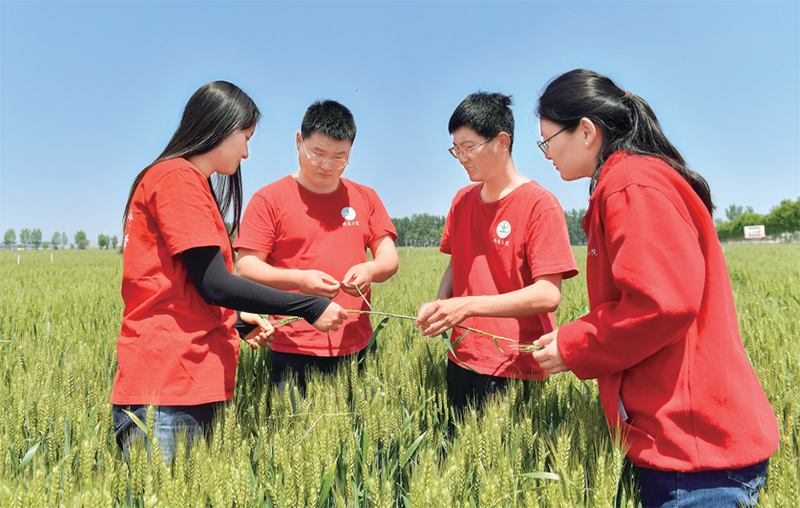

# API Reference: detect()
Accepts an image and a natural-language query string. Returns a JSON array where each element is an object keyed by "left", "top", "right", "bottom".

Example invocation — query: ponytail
[{"left": 538, "top": 70, "right": 714, "bottom": 214}]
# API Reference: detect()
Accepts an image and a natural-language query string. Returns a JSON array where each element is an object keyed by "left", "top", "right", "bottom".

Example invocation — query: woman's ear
[{"left": 580, "top": 117, "right": 601, "bottom": 148}]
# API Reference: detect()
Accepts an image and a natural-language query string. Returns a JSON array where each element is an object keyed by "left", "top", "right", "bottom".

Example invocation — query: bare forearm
[
  {"left": 236, "top": 255, "right": 304, "bottom": 291},
  {"left": 364, "top": 254, "right": 398, "bottom": 283},
  {"left": 366, "top": 235, "right": 399, "bottom": 283},
  {"left": 458, "top": 278, "right": 562, "bottom": 318}
]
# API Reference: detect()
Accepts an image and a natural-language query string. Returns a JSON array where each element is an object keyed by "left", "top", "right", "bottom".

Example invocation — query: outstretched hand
[
  {"left": 297, "top": 270, "right": 340, "bottom": 299},
  {"left": 312, "top": 302, "right": 349, "bottom": 332},
  {"left": 415, "top": 298, "right": 470, "bottom": 338},
  {"left": 532, "top": 329, "right": 569, "bottom": 374},
  {"left": 340, "top": 263, "right": 373, "bottom": 298},
  {"left": 239, "top": 312, "right": 274, "bottom": 350}
]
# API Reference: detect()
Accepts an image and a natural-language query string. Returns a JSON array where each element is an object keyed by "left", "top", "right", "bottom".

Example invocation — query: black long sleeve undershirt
[{"left": 180, "top": 246, "right": 330, "bottom": 336}]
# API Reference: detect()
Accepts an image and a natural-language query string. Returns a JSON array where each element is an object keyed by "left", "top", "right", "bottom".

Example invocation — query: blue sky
[{"left": 1, "top": 1, "right": 798, "bottom": 245}]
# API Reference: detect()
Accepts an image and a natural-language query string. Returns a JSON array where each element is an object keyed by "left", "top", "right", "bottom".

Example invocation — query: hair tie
[{"left": 623, "top": 91, "right": 632, "bottom": 99}]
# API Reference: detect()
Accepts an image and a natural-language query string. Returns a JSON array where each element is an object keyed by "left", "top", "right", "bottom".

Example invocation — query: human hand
[
  {"left": 311, "top": 302, "right": 349, "bottom": 332},
  {"left": 297, "top": 270, "right": 340, "bottom": 299},
  {"left": 340, "top": 263, "right": 373, "bottom": 297},
  {"left": 415, "top": 298, "right": 470, "bottom": 338},
  {"left": 239, "top": 312, "right": 274, "bottom": 350},
  {"left": 532, "top": 329, "right": 569, "bottom": 374}
]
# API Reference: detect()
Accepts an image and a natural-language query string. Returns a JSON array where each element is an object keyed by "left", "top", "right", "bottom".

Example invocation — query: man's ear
[{"left": 496, "top": 131, "right": 512, "bottom": 152}]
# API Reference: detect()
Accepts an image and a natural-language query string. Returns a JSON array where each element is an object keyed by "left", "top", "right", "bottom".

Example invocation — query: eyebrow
[{"left": 310, "top": 146, "right": 349, "bottom": 157}]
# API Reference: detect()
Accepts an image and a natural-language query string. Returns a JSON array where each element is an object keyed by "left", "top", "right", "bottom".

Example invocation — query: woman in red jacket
[
  {"left": 112, "top": 81, "right": 348, "bottom": 463},
  {"left": 532, "top": 69, "right": 778, "bottom": 507}
]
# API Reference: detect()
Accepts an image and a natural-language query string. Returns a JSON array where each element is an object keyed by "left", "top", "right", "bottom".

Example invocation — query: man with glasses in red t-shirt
[
  {"left": 416, "top": 92, "right": 578, "bottom": 412},
  {"left": 235, "top": 100, "right": 398, "bottom": 394}
]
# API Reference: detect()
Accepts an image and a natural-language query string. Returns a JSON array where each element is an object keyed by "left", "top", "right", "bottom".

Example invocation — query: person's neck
[
  {"left": 293, "top": 171, "right": 340, "bottom": 194},
  {"left": 479, "top": 158, "right": 528, "bottom": 203},
  {"left": 186, "top": 155, "right": 215, "bottom": 179}
]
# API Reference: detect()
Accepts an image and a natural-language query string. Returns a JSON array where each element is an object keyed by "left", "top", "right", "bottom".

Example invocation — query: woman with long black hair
[
  {"left": 532, "top": 69, "right": 778, "bottom": 507},
  {"left": 111, "top": 81, "right": 348, "bottom": 462}
]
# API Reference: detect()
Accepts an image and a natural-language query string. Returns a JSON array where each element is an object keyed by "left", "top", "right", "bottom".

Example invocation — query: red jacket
[{"left": 558, "top": 152, "right": 778, "bottom": 472}]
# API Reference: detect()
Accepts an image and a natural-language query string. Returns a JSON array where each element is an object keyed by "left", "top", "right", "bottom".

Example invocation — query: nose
[
  {"left": 544, "top": 151, "right": 552, "bottom": 161},
  {"left": 242, "top": 144, "right": 249, "bottom": 160}
]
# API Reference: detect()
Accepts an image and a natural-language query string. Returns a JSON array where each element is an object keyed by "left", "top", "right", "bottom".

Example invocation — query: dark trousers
[
  {"left": 272, "top": 342, "right": 375, "bottom": 392},
  {"left": 446, "top": 359, "right": 509, "bottom": 412}
]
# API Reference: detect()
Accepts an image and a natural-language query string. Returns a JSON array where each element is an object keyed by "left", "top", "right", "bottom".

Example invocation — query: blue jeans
[
  {"left": 112, "top": 402, "right": 222, "bottom": 463},
  {"left": 637, "top": 459, "right": 769, "bottom": 508}
]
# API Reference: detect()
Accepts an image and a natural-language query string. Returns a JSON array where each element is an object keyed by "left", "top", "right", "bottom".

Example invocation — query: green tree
[
  {"left": 19, "top": 228, "right": 31, "bottom": 249},
  {"left": 74, "top": 231, "right": 90, "bottom": 250},
  {"left": 61, "top": 232, "right": 68, "bottom": 248},
  {"left": 98, "top": 234, "right": 108, "bottom": 249},
  {"left": 724, "top": 204, "right": 754, "bottom": 222},
  {"left": 110, "top": 235, "right": 119, "bottom": 250},
  {"left": 391, "top": 214, "right": 446, "bottom": 247},
  {"left": 3, "top": 229, "right": 15, "bottom": 249},
  {"left": 767, "top": 198, "right": 800, "bottom": 235},
  {"left": 564, "top": 208, "right": 588, "bottom": 246},
  {"left": 51, "top": 231, "right": 61, "bottom": 249},
  {"left": 31, "top": 228, "right": 42, "bottom": 249}
]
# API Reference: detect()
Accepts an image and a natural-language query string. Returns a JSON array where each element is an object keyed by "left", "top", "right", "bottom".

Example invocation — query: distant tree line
[
  {"left": 716, "top": 198, "right": 800, "bottom": 240},
  {"left": 392, "top": 214, "right": 446, "bottom": 247},
  {"left": 2, "top": 229, "right": 118, "bottom": 250},
  {"left": 15, "top": 199, "right": 792, "bottom": 252},
  {"left": 391, "top": 210, "right": 590, "bottom": 247}
]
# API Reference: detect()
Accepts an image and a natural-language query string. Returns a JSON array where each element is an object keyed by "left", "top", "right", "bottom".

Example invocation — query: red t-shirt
[
  {"left": 441, "top": 181, "right": 578, "bottom": 379},
  {"left": 558, "top": 152, "right": 778, "bottom": 471},
  {"left": 234, "top": 176, "right": 397, "bottom": 356},
  {"left": 111, "top": 158, "right": 240, "bottom": 406}
]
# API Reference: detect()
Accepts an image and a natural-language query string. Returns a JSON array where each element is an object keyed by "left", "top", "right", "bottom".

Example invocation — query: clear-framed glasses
[
  {"left": 448, "top": 136, "right": 495, "bottom": 160},
  {"left": 537, "top": 125, "right": 570, "bottom": 156},
  {"left": 302, "top": 140, "right": 349, "bottom": 170}
]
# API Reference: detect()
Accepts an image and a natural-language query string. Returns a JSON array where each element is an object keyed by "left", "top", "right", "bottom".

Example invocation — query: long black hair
[
  {"left": 537, "top": 69, "right": 714, "bottom": 213},
  {"left": 123, "top": 81, "right": 261, "bottom": 240}
]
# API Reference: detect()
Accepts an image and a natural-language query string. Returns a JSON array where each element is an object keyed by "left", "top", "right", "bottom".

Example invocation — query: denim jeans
[
  {"left": 112, "top": 402, "right": 222, "bottom": 463},
  {"left": 637, "top": 459, "right": 769, "bottom": 508}
]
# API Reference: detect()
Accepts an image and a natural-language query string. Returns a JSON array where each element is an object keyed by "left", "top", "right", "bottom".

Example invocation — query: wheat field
[{"left": 0, "top": 244, "right": 797, "bottom": 507}]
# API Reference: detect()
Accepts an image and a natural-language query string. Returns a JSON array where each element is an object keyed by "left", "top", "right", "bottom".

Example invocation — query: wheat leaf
[
  {"left": 401, "top": 430, "right": 428, "bottom": 466},
  {"left": 123, "top": 409, "right": 148, "bottom": 437},
  {"left": 18, "top": 442, "right": 40, "bottom": 469}
]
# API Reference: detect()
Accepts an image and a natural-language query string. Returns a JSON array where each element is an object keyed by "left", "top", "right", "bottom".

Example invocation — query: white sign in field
[{"left": 744, "top": 225, "right": 766, "bottom": 239}]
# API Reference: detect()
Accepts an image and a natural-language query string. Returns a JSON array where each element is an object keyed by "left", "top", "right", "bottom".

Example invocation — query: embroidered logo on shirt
[
  {"left": 341, "top": 207, "right": 356, "bottom": 220},
  {"left": 587, "top": 226, "right": 597, "bottom": 256},
  {"left": 496, "top": 220, "right": 511, "bottom": 239}
]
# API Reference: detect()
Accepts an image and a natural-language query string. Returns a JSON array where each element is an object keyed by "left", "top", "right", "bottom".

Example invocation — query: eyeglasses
[
  {"left": 448, "top": 137, "right": 494, "bottom": 160},
  {"left": 302, "top": 140, "right": 349, "bottom": 170},
  {"left": 537, "top": 125, "right": 570, "bottom": 156}
]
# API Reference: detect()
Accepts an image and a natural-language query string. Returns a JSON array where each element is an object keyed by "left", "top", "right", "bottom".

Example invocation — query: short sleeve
[
  {"left": 440, "top": 189, "right": 465, "bottom": 255},
  {"left": 367, "top": 189, "right": 398, "bottom": 244},
  {"left": 525, "top": 205, "right": 579, "bottom": 280},
  {"left": 148, "top": 168, "right": 227, "bottom": 256},
  {"left": 234, "top": 191, "right": 277, "bottom": 253}
]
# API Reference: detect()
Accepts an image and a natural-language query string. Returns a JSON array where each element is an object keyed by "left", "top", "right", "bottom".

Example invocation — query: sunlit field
[{"left": 0, "top": 245, "right": 797, "bottom": 507}]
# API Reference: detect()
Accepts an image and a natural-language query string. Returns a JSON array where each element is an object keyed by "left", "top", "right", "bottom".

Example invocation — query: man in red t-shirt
[
  {"left": 416, "top": 92, "right": 578, "bottom": 411},
  {"left": 235, "top": 100, "right": 398, "bottom": 391}
]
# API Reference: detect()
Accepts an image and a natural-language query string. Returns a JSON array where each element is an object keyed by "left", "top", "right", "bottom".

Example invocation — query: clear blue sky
[{"left": 1, "top": 1, "right": 798, "bottom": 245}]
